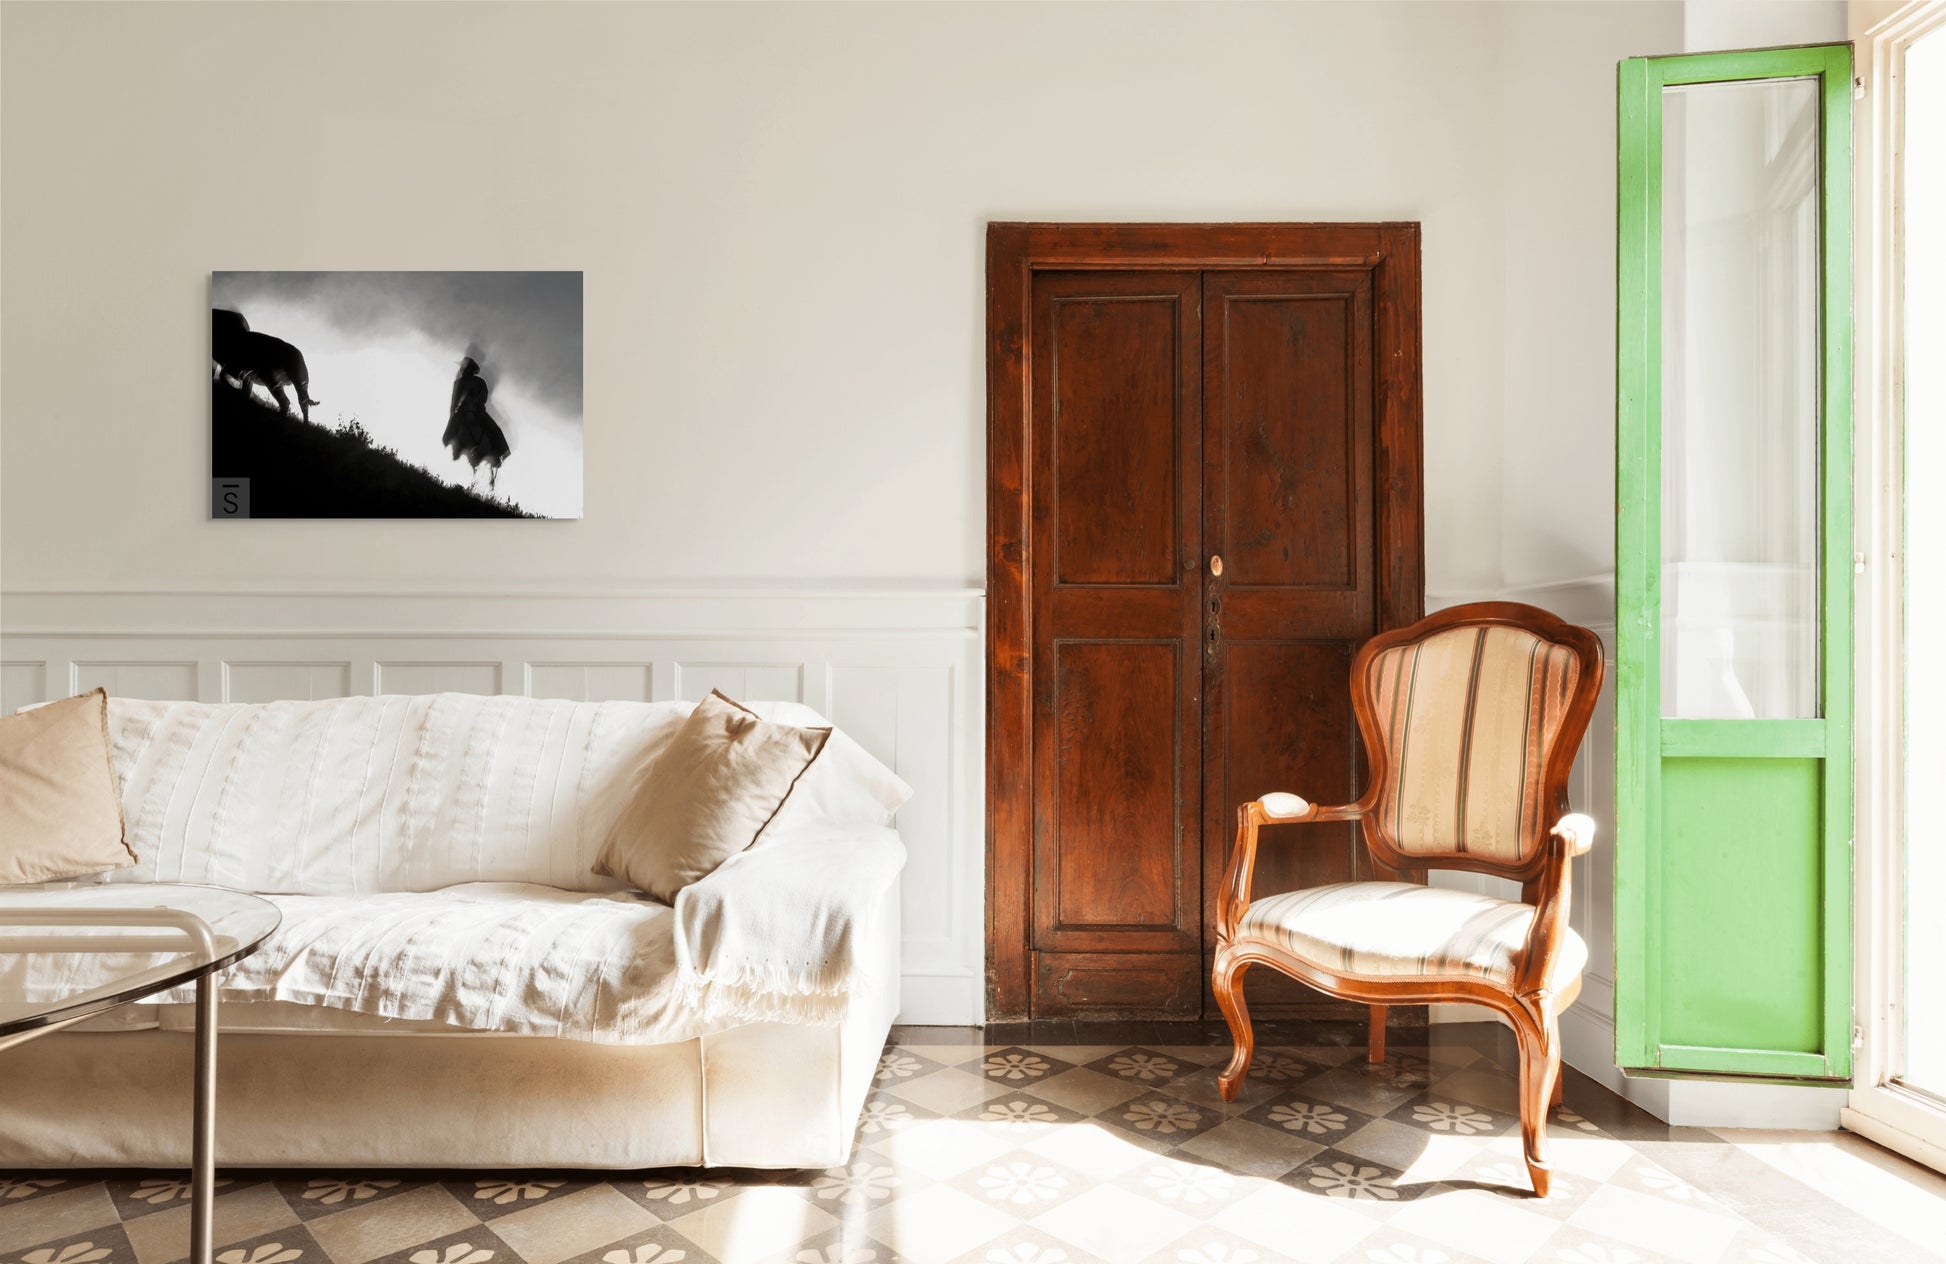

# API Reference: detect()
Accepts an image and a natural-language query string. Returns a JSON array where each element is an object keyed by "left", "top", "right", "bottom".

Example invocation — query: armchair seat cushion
[{"left": 1236, "top": 882, "right": 1586, "bottom": 990}]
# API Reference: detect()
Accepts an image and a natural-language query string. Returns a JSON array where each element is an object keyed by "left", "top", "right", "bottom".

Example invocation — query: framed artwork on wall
[{"left": 210, "top": 271, "right": 583, "bottom": 519}]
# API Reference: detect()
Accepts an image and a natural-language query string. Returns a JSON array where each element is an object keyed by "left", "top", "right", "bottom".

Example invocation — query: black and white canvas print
[{"left": 211, "top": 271, "right": 582, "bottom": 519}]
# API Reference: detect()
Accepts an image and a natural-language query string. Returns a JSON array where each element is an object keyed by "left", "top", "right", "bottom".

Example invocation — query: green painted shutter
[{"left": 1615, "top": 45, "right": 1854, "bottom": 1082}]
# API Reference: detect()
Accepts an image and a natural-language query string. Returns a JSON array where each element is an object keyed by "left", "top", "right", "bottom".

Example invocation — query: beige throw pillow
[
  {"left": 594, "top": 689, "right": 830, "bottom": 902},
  {"left": 0, "top": 688, "right": 135, "bottom": 884}
]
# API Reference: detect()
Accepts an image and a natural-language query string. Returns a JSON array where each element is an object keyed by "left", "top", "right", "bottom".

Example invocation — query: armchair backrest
[{"left": 1353, "top": 602, "right": 1604, "bottom": 880}]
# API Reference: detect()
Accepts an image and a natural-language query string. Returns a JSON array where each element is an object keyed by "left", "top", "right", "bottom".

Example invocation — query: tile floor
[{"left": 3, "top": 1023, "right": 1942, "bottom": 1264}]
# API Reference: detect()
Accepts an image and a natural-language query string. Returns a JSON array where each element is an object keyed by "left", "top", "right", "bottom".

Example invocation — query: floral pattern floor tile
[{"left": 4, "top": 1027, "right": 1941, "bottom": 1264}]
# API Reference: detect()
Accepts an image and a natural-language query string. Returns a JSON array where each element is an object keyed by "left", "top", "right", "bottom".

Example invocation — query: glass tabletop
[{"left": 0, "top": 883, "right": 281, "bottom": 1038}]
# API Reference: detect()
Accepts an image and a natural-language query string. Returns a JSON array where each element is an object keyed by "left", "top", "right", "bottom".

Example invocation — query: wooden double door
[{"left": 987, "top": 224, "right": 1424, "bottom": 1021}]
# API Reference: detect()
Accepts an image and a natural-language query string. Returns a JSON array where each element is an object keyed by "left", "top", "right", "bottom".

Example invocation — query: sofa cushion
[
  {"left": 0, "top": 689, "right": 135, "bottom": 884},
  {"left": 594, "top": 691, "right": 829, "bottom": 902}
]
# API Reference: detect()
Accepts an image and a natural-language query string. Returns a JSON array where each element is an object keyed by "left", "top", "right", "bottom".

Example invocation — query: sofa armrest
[{"left": 671, "top": 826, "right": 906, "bottom": 1026}]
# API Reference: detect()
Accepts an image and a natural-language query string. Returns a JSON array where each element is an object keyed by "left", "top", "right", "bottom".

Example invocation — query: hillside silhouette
[{"left": 213, "top": 380, "right": 534, "bottom": 518}]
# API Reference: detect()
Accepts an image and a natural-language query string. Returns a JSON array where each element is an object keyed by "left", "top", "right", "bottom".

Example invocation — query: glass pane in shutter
[{"left": 1659, "top": 77, "right": 1822, "bottom": 719}]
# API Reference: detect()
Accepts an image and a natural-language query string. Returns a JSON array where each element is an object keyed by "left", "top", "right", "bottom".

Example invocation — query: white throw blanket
[
  {"left": 169, "top": 883, "right": 693, "bottom": 1042},
  {"left": 675, "top": 825, "right": 905, "bottom": 1027},
  {"left": 6, "top": 693, "right": 911, "bottom": 1041}
]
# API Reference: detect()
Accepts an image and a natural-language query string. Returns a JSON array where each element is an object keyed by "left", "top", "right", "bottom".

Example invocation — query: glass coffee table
[{"left": 0, "top": 884, "right": 280, "bottom": 1264}]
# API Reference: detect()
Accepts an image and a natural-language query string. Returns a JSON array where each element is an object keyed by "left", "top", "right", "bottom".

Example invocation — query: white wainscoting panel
[
  {"left": 376, "top": 661, "right": 505, "bottom": 697},
  {"left": 73, "top": 660, "right": 202, "bottom": 701},
  {"left": 1, "top": 584, "right": 987, "bottom": 1024},
  {"left": 526, "top": 662, "right": 656, "bottom": 703},
  {"left": 675, "top": 662, "right": 804, "bottom": 705},
  {"left": 1, "top": 661, "right": 46, "bottom": 715},
  {"left": 226, "top": 661, "right": 355, "bottom": 703}
]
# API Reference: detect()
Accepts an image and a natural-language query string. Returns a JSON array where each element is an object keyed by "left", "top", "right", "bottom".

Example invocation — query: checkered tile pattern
[{"left": 1, "top": 1026, "right": 1938, "bottom": 1264}]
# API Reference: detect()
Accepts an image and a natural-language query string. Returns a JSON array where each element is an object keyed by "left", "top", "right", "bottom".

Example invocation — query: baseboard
[
  {"left": 899, "top": 972, "right": 983, "bottom": 1025},
  {"left": 1428, "top": 1002, "right": 1497, "bottom": 1026},
  {"left": 1648, "top": 1079, "right": 1847, "bottom": 1130},
  {"left": 1559, "top": 1000, "right": 1627, "bottom": 1094}
]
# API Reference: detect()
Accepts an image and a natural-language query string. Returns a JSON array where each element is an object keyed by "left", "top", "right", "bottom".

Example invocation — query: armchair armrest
[
  {"left": 1259, "top": 792, "right": 1312, "bottom": 820},
  {"left": 1551, "top": 813, "right": 1596, "bottom": 857},
  {"left": 1515, "top": 813, "right": 1597, "bottom": 995},
  {"left": 1219, "top": 794, "right": 1366, "bottom": 940}
]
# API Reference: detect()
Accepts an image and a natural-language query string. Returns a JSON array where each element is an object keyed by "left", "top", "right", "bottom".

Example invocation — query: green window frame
[{"left": 1615, "top": 44, "right": 1854, "bottom": 1082}]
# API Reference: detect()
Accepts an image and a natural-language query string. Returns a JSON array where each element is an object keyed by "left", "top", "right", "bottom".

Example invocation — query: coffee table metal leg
[{"left": 191, "top": 973, "right": 217, "bottom": 1264}]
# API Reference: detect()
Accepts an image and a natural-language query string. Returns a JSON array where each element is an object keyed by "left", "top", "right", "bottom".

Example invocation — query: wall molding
[
  {"left": 1428, "top": 573, "right": 1616, "bottom": 627},
  {"left": 1, "top": 584, "right": 984, "bottom": 640},
  {"left": 1, "top": 584, "right": 987, "bottom": 1026}
]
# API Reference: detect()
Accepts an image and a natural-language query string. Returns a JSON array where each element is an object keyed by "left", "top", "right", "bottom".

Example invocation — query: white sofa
[{"left": 0, "top": 692, "right": 907, "bottom": 1170}]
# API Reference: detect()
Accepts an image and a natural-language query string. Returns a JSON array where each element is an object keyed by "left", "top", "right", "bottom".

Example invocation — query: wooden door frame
[{"left": 985, "top": 222, "right": 1426, "bottom": 1020}]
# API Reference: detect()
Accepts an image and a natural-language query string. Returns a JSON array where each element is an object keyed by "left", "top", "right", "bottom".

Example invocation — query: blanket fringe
[{"left": 674, "top": 963, "right": 858, "bottom": 1027}]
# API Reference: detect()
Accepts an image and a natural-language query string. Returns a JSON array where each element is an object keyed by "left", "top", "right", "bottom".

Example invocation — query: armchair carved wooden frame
[{"left": 1213, "top": 601, "right": 1605, "bottom": 1197}]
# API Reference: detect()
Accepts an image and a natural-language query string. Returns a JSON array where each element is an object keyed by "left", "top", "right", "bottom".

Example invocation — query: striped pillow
[{"left": 1365, "top": 625, "right": 1580, "bottom": 864}]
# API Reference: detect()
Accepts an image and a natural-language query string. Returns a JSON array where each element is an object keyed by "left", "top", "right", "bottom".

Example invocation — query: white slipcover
[{"left": 0, "top": 692, "right": 909, "bottom": 1168}]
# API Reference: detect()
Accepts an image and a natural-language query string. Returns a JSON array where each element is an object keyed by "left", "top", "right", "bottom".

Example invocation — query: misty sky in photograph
[{"left": 212, "top": 271, "right": 583, "bottom": 518}]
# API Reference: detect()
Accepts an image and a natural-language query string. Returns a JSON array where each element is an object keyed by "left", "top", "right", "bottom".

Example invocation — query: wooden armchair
[{"left": 1213, "top": 601, "right": 1604, "bottom": 1197}]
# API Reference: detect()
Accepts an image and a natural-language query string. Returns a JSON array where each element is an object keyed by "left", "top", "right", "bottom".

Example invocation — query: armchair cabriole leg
[
  {"left": 1213, "top": 948, "right": 1253, "bottom": 1102},
  {"left": 1512, "top": 1005, "right": 1561, "bottom": 1198},
  {"left": 1367, "top": 1004, "right": 1388, "bottom": 1064}
]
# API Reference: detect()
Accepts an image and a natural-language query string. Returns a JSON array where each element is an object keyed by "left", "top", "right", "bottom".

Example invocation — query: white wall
[
  {"left": 2, "top": 3, "right": 1687, "bottom": 1030},
  {"left": 1684, "top": 0, "right": 1846, "bottom": 50},
  {"left": 1500, "top": 4, "right": 1655, "bottom": 589},
  {"left": 0, "top": 0, "right": 1683, "bottom": 597}
]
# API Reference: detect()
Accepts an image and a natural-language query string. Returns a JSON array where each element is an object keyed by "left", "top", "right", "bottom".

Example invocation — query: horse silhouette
[{"left": 213, "top": 308, "right": 320, "bottom": 424}]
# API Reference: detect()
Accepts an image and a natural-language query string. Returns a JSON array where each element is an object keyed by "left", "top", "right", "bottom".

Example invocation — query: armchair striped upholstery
[{"left": 1366, "top": 624, "right": 1585, "bottom": 866}]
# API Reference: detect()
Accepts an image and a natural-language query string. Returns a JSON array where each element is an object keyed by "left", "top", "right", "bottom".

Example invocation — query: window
[
  {"left": 1847, "top": 0, "right": 1946, "bottom": 1173},
  {"left": 1903, "top": 19, "right": 1946, "bottom": 1107}
]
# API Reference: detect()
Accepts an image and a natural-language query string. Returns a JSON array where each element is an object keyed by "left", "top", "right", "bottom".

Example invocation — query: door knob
[{"left": 1209, "top": 555, "right": 1224, "bottom": 577}]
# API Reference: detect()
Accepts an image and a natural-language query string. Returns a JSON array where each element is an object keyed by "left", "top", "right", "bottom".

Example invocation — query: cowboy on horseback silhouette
[{"left": 443, "top": 355, "right": 511, "bottom": 494}]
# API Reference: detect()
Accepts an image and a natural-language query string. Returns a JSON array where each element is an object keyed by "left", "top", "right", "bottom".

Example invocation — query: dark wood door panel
[
  {"left": 1048, "top": 291, "right": 1185, "bottom": 587},
  {"left": 1029, "top": 269, "right": 1203, "bottom": 983},
  {"left": 1204, "top": 269, "right": 1376, "bottom": 617},
  {"left": 1036, "top": 639, "right": 1197, "bottom": 953},
  {"left": 1035, "top": 950, "right": 1201, "bottom": 1019},
  {"left": 1034, "top": 271, "right": 1201, "bottom": 595},
  {"left": 1207, "top": 272, "right": 1373, "bottom": 593}
]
